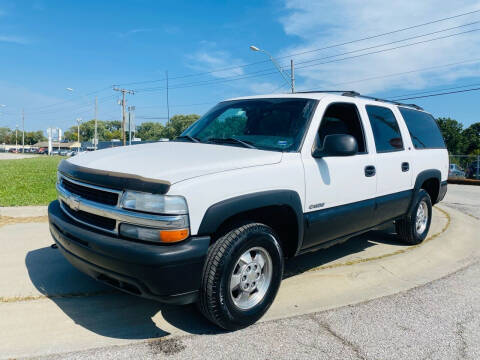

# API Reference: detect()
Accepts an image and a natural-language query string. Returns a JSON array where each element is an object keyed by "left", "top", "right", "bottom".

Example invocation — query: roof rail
[
  {"left": 295, "top": 90, "right": 423, "bottom": 110},
  {"left": 296, "top": 90, "right": 360, "bottom": 97}
]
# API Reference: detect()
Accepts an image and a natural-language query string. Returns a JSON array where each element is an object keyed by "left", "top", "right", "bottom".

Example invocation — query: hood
[{"left": 67, "top": 141, "right": 283, "bottom": 184}]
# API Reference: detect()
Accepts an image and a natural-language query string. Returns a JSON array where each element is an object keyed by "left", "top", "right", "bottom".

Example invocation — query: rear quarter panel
[{"left": 411, "top": 148, "right": 449, "bottom": 182}]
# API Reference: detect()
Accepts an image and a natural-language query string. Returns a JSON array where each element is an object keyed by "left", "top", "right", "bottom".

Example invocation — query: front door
[{"left": 301, "top": 101, "right": 377, "bottom": 250}]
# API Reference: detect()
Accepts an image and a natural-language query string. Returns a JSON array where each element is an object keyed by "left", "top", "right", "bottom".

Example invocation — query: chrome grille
[
  {"left": 61, "top": 177, "right": 119, "bottom": 206},
  {"left": 61, "top": 201, "right": 116, "bottom": 231}
]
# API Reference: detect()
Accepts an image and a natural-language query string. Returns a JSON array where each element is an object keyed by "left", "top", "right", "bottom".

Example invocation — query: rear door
[
  {"left": 301, "top": 100, "right": 377, "bottom": 250},
  {"left": 362, "top": 104, "right": 413, "bottom": 224}
]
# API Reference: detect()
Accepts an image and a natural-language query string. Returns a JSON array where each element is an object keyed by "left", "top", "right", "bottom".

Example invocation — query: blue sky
[{"left": 1, "top": 0, "right": 480, "bottom": 133}]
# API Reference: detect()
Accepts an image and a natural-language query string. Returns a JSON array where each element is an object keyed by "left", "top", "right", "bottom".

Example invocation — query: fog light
[{"left": 119, "top": 223, "right": 189, "bottom": 244}]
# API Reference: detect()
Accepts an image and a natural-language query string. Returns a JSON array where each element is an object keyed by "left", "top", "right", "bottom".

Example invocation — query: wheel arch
[
  {"left": 197, "top": 190, "right": 304, "bottom": 258},
  {"left": 411, "top": 169, "right": 441, "bottom": 208}
]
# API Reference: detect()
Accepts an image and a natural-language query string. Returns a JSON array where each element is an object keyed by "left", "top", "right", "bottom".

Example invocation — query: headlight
[{"left": 120, "top": 191, "right": 188, "bottom": 215}]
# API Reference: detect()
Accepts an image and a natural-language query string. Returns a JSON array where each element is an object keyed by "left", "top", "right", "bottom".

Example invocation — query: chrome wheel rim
[
  {"left": 229, "top": 246, "right": 273, "bottom": 310},
  {"left": 415, "top": 200, "right": 428, "bottom": 235}
]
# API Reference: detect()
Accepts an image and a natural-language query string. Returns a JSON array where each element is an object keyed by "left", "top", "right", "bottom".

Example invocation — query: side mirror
[{"left": 312, "top": 134, "right": 358, "bottom": 158}]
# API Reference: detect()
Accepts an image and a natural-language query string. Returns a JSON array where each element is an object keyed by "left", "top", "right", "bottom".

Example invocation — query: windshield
[{"left": 180, "top": 98, "right": 317, "bottom": 152}]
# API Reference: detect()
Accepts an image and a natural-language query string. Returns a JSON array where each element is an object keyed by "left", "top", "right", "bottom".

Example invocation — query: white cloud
[
  {"left": 185, "top": 42, "right": 289, "bottom": 96},
  {"left": 0, "top": 35, "right": 29, "bottom": 44},
  {"left": 186, "top": 42, "right": 245, "bottom": 79},
  {"left": 278, "top": 0, "right": 480, "bottom": 94},
  {"left": 114, "top": 28, "right": 154, "bottom": 38}
]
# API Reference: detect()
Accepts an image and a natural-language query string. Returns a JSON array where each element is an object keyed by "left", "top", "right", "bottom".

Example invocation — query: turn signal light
[
  {"left": 119, "top": 223, "right": 189, "bottom": 244},
  {"left": 159, "top": 229, "right": 190, "bottom": 243}
]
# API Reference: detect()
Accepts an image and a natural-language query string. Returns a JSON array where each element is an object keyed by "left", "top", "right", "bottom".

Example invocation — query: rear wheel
[
  {"left": 396, "top": 189, "right": 432, "bottom": 245},
  {"left": 199, "top": 223, "right": 284, "bottom": 330}
]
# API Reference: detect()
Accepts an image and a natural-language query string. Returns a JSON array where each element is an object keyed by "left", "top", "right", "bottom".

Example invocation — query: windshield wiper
[
  {"left": 206, "top": 137, "right": 257, "bottom": 149},
  {"left": 175, "top": 135, "right": 201, "bottom": 143}
]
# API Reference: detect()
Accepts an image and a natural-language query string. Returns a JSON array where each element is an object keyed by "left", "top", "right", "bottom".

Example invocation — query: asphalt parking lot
[{"left": 1, "top": 185, "right": 479, "bottom": 359}]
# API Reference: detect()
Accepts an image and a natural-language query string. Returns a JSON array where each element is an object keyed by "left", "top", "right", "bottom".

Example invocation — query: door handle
[
  {"left": 401, "top": 162, "right": 409, "bottom": 172},
  {"left": 364, "top": 165, "right": 376, "bottom": 177}
]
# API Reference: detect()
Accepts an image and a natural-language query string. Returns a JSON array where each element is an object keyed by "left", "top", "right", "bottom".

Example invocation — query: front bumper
[{"left": 48, "top": 200, "right": 210, "bottom": 304}]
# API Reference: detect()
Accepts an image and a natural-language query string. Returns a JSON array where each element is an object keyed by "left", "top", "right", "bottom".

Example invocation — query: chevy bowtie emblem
[{"left": 68, "top": 195, "right": 81, "bottom": 211}]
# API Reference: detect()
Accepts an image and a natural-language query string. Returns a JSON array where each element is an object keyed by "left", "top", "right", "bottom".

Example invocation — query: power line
[
  {"left": 292, "top": 21, "right": 480, "bottom": 68},
  {"left": 114, "top": 8, "right": 480, "bottom": 86},
  {"left": 272, "top": 9, "right": 480, "bottom": 61},
  {"left": 31, "top": 94, "right": 116, "bottom": 116},
  {"left": 300, "top": 58, "right": 480, "bottom": 91},
  {"left": 131, "top": 26, "right": 480, "bottom": 94},
  {"left": 388, "top": 82, "right": 480, "bottom": 99},
  {"left": 24, "top": 86, "right": 112, "bottom": 112},
  {"left": 392, "top": 86, "right": 480, "bottom": 100},
  {"left": 294, "top": 27, "right": 480, "bottom": 71}
]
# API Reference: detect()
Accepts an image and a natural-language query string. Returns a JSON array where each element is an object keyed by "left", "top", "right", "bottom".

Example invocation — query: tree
[
  {"left": 0, "top": 127, "right": 13, "bottom": 144},
  {"left": 436, "top": 117, "right": 464, "bottom": 154},
  {"left": 136, "top": 122, "right": 165, "bottom": 141},
  {"left": 24, "top": 131, "right": 46, "bottom": 145},
  {"left": 162, "top": 114, "right": 200, "bottom": 139},
  {"left": 462, "top": 122, "right": 480, "bottom": 155}
]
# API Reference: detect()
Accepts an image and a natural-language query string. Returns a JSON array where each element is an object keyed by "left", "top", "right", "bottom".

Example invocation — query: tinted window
[
  {"left": 181, "top": 98, "right": 317, "bottom": 152},
  {"left": 317, "top": 103, "right": 366, "bottom": 153},
  {"left": 398, "top": 107, "right": 446, "bottom": 149},
  {"left": 366, "top": 105, "right": 404, "bottom": 153}
]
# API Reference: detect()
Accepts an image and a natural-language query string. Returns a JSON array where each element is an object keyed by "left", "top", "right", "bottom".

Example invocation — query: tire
[
  {"left": 395, "top": 189, "right": 432, "bottom": 245},
  {"left": 199, "top": 223, "right": 284, "bottom": 330}
]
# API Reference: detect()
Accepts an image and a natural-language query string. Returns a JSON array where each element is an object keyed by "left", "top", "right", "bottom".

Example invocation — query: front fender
[{"left": 197, "top": 190, "right": 304, "bottom": 254}]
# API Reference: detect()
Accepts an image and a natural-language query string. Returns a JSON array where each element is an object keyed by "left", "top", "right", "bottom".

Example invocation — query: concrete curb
[
  {"left": 0, "top": 206, "right": 48, "bottom": 218},
  {"left": 266, "top": 204, "right": 478, "bottom": 321},
  {"left": 448, "top": 178, "right": 480, "bottom": 186}
]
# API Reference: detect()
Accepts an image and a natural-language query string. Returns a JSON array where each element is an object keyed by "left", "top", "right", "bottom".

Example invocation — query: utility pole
[
  {"left": 21, "top": 111, "right": 24, "bottom": 153},
  {"left": 94, "top": 96, "right": 98, "bottom": 150},
  {"left": 166, "top": 70, "right": 170, "bottom": 124},
  {"left": 15, "top": 125, "right": 18, "bottom": 151},
  {"left": 290, "top": 59, "right": 295, "bottom": 94},
  {"left": 113, "top": 87, "right": 134, "bottom": 146}
]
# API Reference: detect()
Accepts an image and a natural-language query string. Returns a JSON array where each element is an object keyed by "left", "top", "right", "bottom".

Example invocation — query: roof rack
[
  {"left": 295, "top": 90, "right": 423, "bottom": 110},
  {"left": 296, "top": 90, "right": 360, "bottom": 96}
]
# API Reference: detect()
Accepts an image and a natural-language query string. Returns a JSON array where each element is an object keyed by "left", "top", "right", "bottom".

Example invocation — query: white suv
[{"left": 48, "top": 91, "right": 448, "bottom": 330}]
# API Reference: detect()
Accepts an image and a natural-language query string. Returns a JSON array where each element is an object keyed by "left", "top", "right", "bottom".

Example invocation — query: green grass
[{"left": 0, "top": 157, "right": 64, "bottom": 206}]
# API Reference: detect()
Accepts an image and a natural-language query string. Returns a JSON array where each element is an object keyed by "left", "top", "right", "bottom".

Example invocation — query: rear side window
[
  {"left": 398, "top": 107, "right": 446, "bottom": 149},
  {"left": 365, "top": 105, "right": 404, "bottom": 153}
]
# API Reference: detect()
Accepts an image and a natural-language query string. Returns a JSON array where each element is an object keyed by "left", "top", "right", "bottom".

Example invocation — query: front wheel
[
  {"left": 395, "top": 189, "right": 432, "bottom": 245},
  {"left": 199, "top": 223, "right": 284, "bottom": 330}
]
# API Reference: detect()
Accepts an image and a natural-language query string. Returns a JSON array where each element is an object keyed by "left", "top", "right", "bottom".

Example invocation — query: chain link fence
[{"left": 449, "top": 154, "right": 480, "bottom": 180}]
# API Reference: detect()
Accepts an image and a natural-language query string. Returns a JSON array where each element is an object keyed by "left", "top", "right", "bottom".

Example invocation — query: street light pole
[
  {"left": 15, "top": 125, "right": 18, "bottom": 151},
  {"left": 250, "top": 45, "right": 295, "bottom": 93},
  {"left": 22, "top": 108, "right": 25, "bottom": 153},
  {"left": 94, "top": 96, "right": 98, "bottom": 150},
  {"left": 290, "top": 59, "right": 295, "bottom": 94},
  {"left": 66, "top": 88, "right": 98, "bottom": 150},
  {"left": 76, "top": 118, "right": 82, "bottom": 152},
  {"left": 127, "top": 106, "right": 136, "bottom": 145}
]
